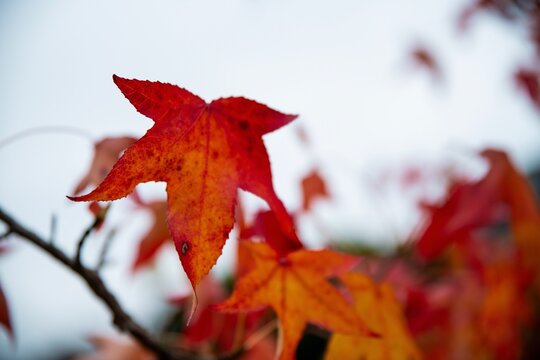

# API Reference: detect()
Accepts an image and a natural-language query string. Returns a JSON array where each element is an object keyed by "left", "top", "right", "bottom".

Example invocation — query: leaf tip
[
  {"left": 66, "top": 195, "right": 80, "bottom": 202},
  {"left": 112, "top": 74, "right": 130, "bottom": 89},
  {"left": 112, "top": 74, "right": 122, "bottom": 83},
  {"left": 66, "top": 194, "right": 89, "bottom": 202}
]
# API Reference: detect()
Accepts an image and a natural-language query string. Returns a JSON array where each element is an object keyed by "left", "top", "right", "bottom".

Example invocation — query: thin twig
[
  {"left": 0, "top": 206, "right": 190, "bottom": 360},
  {"left": 75, "top": 220, "right": 97, "bottom": 267},
  {"left": 96, "top": 228, "right": 117, "bottom": 271},
  {"left": 0, "top": 126, "right": 93, "bottom": 150},
  {"left": 75, "top": 205, "right": 110, "bottom": 267}
]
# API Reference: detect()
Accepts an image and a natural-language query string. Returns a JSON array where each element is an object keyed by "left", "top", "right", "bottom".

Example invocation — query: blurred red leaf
[
  {"left": 0, "top": 284, "right": 12, "bottom": 340},
  {"left": 241, "top": 210, "right": 300, "bottom": 255},
  {"left": 416, "top": 149, "right": 527, "bottom": 259},
  {"left": 515, "top": 68, "right": 540, "bottom": 111},
  {"left": 131, "top": 200, "right": 170, "bottom": 272},
  {"left": 416, "top": 178, "right": 504, "bottom": 259},
  {"left": 73, "top": 136, "right": 137, "bottom": 196}
]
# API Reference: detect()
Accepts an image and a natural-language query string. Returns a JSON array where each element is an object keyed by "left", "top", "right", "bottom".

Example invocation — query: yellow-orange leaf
[{"left": 325, "top": 272, "right": 421, "bottom": 360}]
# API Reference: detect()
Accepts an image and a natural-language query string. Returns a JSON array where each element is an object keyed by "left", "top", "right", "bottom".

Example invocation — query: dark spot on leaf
[
  {"left": 239, "top": 120, "right": 249, "bottom": 130},
  {"left": 278, "top": 257, "right": 290, "bottom": 267},
  {"left": 212, "top": 150, "right": 219, "bottom": 159},
  {"left": 182, "top": 241, "right": 189, "bottom": 255}
]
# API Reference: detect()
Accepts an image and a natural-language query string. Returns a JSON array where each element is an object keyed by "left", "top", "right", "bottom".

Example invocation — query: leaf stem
[
  {"left": 75, "top": 205, "right": 109, "bottom": 267},
  {"left": 96, "top": 227, "right": 117, "bottom": 271}
]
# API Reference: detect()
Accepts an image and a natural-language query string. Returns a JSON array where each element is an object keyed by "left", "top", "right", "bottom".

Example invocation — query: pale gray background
[{"left": 1, "top": 0, "right": 539, "bottom": 358}]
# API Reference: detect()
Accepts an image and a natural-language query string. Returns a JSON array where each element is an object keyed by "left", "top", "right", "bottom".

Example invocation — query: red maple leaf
[{"left": 69, "top": 76, "right": 302, "bottom": 287}]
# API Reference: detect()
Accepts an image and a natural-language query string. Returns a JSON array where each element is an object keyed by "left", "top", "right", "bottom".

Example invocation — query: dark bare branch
[{"left": 0, "top": 206, "right": 192, "bottom": 360}]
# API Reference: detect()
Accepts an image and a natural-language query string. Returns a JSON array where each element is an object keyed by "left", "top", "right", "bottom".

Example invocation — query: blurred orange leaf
[
  {"left": 300, "top": 169, "right": 330, "bottom": 212},
  {"left": 325, "top": 273, "right": 421, "bottom": 360},
  {"left": 217, "top": 242, "right": 372, "bottom": 360}
]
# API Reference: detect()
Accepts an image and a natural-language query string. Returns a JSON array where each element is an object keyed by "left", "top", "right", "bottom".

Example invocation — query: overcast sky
[{"left": 1, "top": 0, "right": 540, "bottom": 358}]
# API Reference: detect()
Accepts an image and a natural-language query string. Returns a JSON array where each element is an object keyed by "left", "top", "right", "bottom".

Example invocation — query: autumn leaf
[
  {"left": 481, "top": 150, "right": 540, "bottom": 276},
  {"left": 0, "top": 283, "right": 12, "bottom": 340},
  {"left": 416, "top": 179, "right": 500, "bottom": 259},
  {"left": 416, "top": 150, "right": 510, "bottom": 259},
  {"left": 514, "top": 68, "right": 540, "bottom": 111},
  {"left": 217, "top": 242, "right": 373, "bottom": 360},
  {"left": 73, "top": 136, "right": 137, "bottom": 195},
  {"left": 325, "top": 272, "right": 421, "bottom": 360},
  {"left": 300, "top": 169, "right": 330, "bottom": 212},
  {"left": 241, "top": 210, "right": 300, "bottom": 255},
  {"left": 478, "top": 261, "right": 532, "bottom": 360},
  {"left": 69, "top": 75, "right": 302, "bottom": 287}
]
